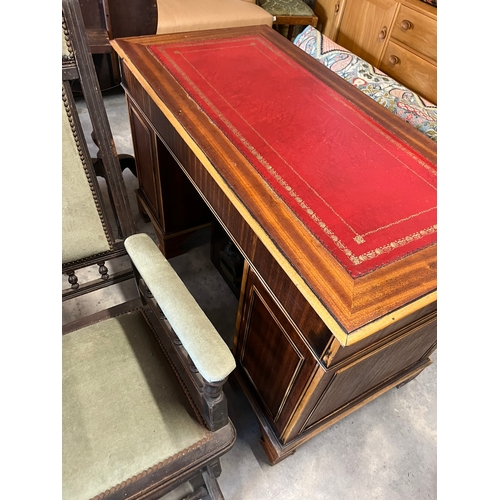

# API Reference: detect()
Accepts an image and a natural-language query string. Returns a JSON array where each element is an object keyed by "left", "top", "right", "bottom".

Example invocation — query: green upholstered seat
[
  {"left": 258, "top": 0, "right": 314, "bottom": 17},
  {"left": 62, "top": 311, "right": 209, "bottom": 500},
  {"left": 62, "top": 232, "right": 237, "bottom": 499}
]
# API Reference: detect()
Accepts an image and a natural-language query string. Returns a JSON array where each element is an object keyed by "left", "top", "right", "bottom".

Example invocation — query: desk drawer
[
  {"left": 380, "top": 41, "right": 437, "bottom": 104},
  {"left": 392, "top": 5, "right": 436, "bottom": 62},
  {"left": 294, "top": 312, "right": 436, "bottom": 440}
]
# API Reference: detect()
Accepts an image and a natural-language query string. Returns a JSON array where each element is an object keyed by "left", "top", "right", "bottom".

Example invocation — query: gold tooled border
[{"left": 150, "top": 36, "right": 437, "bottom": 273}]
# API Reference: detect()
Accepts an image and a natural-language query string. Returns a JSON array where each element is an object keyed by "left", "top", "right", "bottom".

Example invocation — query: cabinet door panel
[
  {"left": 239, "top": 288, "right": 304, "bottom": 420},
  {"left": 128, "top": 101, "right": 162, "bottom": 224},
  {"left": 236, "top": 268, "right": 319, "bottom": 436},
  {"left": 336, "top": 0, "right": 397, "bottom": 66},
  {"left": 315, "top": 0, "right": 346, "bottom": 40}
]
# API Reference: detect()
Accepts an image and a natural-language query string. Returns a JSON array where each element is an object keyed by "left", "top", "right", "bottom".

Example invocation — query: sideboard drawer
[
  {"left": 392, "top": 4, "right": 436, "bottom": 62},
  {"left": 380, "top": 41, "right": 437, "bottom": 104},
  {"left": 331, "top": 0, "right": 437, "bottom": 112}
]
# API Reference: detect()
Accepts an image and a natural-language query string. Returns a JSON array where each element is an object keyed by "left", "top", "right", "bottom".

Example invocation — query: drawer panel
[
  {"left": 299, "top": 313, "right": 436, "bottom": 437},
  {"left": 380, "top": 41, "right": 437, "bottom": 104},
  {"left": 392, "top": 5, "right": 436, "bottom": 62}
]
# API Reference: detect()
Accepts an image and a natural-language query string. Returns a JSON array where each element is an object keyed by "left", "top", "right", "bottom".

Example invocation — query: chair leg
[
  {"left": 181, "top": 486, "right": 209, "bottom": 500},
  {"left": 202, "top": 470, "right": 225, "bottom": 500}
]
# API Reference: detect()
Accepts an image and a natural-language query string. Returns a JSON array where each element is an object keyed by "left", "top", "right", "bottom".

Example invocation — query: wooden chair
[
  {"left": 62, "top": 0, "right": 136, "bottom": 300},
  {"left": 62, "top": 1, "right": 237, "bottom": 498}
]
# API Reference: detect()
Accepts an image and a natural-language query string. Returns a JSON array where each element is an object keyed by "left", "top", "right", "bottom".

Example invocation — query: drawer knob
[
  {"left": 378, "top": 26, "right": 388, "bottom": 42},
  {"left": 400, "top": 19, "right": 414, "bottom": 31},
  {"left": 388, "top": 55, "right": 401, "bottom": 66},
  {"left": 334, "top": 1, "right": 340, "bottom": 14}
]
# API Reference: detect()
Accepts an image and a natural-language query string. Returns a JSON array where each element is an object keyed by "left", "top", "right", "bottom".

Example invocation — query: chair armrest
[{"left": 124, "top": 233, "right": 236, "bottom": 384}]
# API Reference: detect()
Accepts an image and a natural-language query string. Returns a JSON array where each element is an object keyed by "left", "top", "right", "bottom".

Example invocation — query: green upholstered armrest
[{"left": 124, "top": 233, "right": 236, "bottom": 384}]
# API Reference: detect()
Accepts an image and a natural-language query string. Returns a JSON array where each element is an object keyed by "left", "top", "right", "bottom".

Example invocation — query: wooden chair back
[{"left": 62, "top": 0, "right": 136, "bottom": 300}]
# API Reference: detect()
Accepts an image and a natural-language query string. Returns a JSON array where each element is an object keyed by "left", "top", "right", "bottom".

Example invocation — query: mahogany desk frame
[{"left": 111, "top": 26, "right": 437, "bottom": 465}]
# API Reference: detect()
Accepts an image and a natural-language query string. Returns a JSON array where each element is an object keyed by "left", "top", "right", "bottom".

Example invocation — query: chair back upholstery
[{"left": 62, "top": 86, "right": 113, "bottom": 264}]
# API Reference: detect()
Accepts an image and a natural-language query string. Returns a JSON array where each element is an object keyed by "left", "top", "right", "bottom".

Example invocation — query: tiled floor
[{"left": 67, "top": 86, "right": 437, "bottom": 500}]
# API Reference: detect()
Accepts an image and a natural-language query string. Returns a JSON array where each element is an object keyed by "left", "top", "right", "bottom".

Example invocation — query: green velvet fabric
[
  {"left": 124, "top": 234, "right": 236, "bottom": 384},
  {"left": 62, "top": 100, "right": 111, "bottom": 264},
  {"left": 258, "top": 0, "right": 314, "bottom": 17},
  {"left": 62, "top": 310, "right": 208, "bottom": 500}
]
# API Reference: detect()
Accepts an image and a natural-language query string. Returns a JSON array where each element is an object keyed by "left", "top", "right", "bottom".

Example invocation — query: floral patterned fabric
[
  {"left": 258, "top": 0, "right": 315, "bottom": 16},
  {"left": 293, "top": 26, "right": 437, "bottom": 142}
]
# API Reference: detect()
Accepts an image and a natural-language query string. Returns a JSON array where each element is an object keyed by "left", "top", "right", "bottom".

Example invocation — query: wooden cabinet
[
  {"left": 320, "top": 0, "right": 437, "bottom": 104},
  {"left": 379, "top": 1, "right": 437, "bottom": 103}
]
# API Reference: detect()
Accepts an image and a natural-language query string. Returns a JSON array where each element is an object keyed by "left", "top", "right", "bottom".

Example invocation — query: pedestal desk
[{"left": 111, "top": 25, "right": 437, "bottom": 465}]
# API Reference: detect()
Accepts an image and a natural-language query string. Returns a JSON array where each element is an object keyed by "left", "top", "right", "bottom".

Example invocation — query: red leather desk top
[{"left": 149, "top": 35, "right": 437, "bottom": 278}]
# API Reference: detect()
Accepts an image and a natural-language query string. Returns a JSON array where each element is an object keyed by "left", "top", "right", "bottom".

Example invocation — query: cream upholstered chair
[
  {"left": 62, "top": 1, "right": 237, "bottom": 498},
  {"left": 155, "top": 0, "right": 273, "bottom": 34},
  {"left": 103, "top": 0, "right": 273, "bottom": 40}
]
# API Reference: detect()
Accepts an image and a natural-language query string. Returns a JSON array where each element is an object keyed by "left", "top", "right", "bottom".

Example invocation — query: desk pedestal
[{"left": 234, "top": 264, "right": 435, "bottom": 464}]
